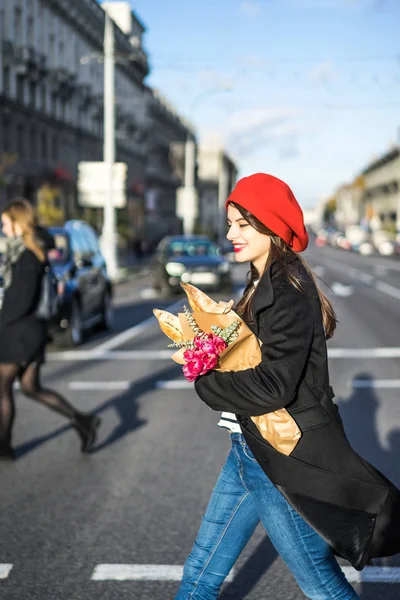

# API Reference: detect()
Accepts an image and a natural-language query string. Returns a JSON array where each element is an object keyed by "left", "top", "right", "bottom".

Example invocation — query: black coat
[
  {"left": 195, "top": 255, "right": 400, "bottom": 570},
  {"left": 0, "top": 249, "right": 47, "bottom": 364}
]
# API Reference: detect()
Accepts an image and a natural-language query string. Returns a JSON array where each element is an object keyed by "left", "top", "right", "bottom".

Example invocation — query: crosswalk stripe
[
  {"left": 0, "top": 564, "right": 13, "bottom": 579},
  {"left": 46, "top": 347, "right": 400, "bottom": 361},
  {"left": 328, "top": 348, "right": 400, "bottom": 358},
  {"left": 68, "top": 381, "right": 130, "bottom": 390},
  {"left": 91, "top": 564, "right": 235, "bottom": 582},
  {"left": 341, "top": 566, "right": 400, "bottom": 584},
  {"left": 156, "top": 380, "right": 193, "bottom": 389},
  {"left": 351, "top": 379, "right": 400, "bottom": 389}
]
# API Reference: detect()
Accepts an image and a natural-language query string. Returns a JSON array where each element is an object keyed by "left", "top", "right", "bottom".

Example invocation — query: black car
[
  {"left": 153, "top": 235, "right": 232, "bottom": 296},
  {"left": 48, "top": 220, "right": 113, "bottom": 346}
]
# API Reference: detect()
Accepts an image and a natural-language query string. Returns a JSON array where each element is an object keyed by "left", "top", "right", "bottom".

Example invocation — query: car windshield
[
  {"left": 167, "top": 240, "right": 218, "bottom": 258},
  {"left": 48, "top": 233, "right": 69, "bottom": 265}
]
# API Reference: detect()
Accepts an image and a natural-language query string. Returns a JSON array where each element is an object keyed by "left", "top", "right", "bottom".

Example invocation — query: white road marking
[
  {"left": 91, "top": 564, "right": 235, "bottom": 582},
  {"left": 139, "top": 287, "right": 159, "bottom": 299},
  {"left": 0, "top": 564, "right": 13, "bottom": 579},
  {"left": 374, "top": 265, "right": 389, "bottom": 277},
  {"left": 156, "top": 380, "right": 193, "bottom": 389},
  {"left": 69, "top": 381, "right": 131, "bottom": 390},
  {"left": 351, "top": 379, "right": 400, "bottom": 389},
  {"left": 90, "top": 299, "right": 184, "bottom": 353},
  {"left": 67, "top": 380, "right": 192, "bottom": 391},
  {"left": 47, "top": 347, "right": 400, "bottom": 361},
  {"left": 331, "top": 282, "right": 354, "bottom": 297},
  {"left": 68, "top": 377, "right": 400, "bottom": 392},
  {"left": 48, "top": 350, "right": 173, "bottom": 361},
  {"left": 328, "top": 347, "right": 400, "bottom": 358},
  {"left": 341, "top": 566, "right": 400, "bottom": 584},
  {"left": 321, "top": 259, "right": 400, "bottom": 299},
  {"left": 374, "top": 280, "right": 400, "bottom": 300}
]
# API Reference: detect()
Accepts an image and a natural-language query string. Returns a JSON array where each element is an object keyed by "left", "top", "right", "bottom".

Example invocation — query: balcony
[
  {"left": 49, "top": 68, "right": 77, "bottom": 99},
  {"left": 77, "top": 83, "right": 93, "bottom": 108}
]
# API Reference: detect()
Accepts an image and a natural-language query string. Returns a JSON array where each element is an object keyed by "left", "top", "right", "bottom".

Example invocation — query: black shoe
[
  {"left": 73, "top": 413, "right": 101, "bottom": 453},
  {"left": 0, "top": 441, "right": 15, "bottom": 460}
]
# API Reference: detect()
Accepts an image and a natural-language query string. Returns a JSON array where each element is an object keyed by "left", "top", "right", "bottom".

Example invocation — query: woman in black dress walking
[{"left": 0, "top": 198, "right": 100, "bottom": 459}]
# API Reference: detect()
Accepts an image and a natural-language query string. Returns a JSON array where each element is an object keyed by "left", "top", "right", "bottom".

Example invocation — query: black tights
[{"left": 0, "top": 362, "right": 79, "bottom": 444}]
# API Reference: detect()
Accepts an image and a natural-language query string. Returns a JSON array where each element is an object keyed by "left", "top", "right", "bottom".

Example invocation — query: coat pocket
[{"left": 289, "top": 403, "right": 331, "bottom": 431}]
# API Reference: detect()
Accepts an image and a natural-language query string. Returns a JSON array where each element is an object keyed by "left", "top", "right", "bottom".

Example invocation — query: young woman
[
  {"left": 0, "top": 198, "right": 100, "bottom": 459},
  {"left": 175, "top": 173, "right": 400, "bottom": 599}
]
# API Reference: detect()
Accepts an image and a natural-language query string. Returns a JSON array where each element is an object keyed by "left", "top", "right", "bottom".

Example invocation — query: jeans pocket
[{"left": 243, "top": 443, "right": 258, "bottom": 462}]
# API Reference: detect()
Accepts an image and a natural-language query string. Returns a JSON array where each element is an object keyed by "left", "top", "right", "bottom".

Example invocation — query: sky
[{"left": 101, "top": 0, "right": 399, "bottom": 208}]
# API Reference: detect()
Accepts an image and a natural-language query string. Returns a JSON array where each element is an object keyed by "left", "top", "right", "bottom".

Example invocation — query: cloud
[
  {"left": 208, "top": 106, "right": 312, "bottom": 159},
  {"left": 239, "top": 1, "right": 262, "bottom": 17},
  {"left": 308, "top": 61, "right": 338, "bottom": 86}
]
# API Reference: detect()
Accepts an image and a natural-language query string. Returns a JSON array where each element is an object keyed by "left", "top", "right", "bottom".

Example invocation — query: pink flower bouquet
[{"left": 153, "top": 282, "right": 302, "bottom": 456}]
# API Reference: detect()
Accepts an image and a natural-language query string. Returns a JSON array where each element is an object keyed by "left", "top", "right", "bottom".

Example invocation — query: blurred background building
[
  {"left": 197, "top": 143, "right": 238, "bottom": 242},
  {"left": 0, "top": 0, "right": 239, "bottom": 256}
]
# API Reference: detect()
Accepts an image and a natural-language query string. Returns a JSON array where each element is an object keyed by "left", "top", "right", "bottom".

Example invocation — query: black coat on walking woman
[
  {"left": 195, "top": 254, "right": 400, "bottom": 571},
  {"left": 0, "top": 249, "right": 47, "bottom": 364},
  {"left": 0, "top": 198, "right": 100, "bottom": 458}
]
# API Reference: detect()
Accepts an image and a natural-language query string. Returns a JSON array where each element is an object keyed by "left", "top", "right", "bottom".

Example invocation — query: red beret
[{"left": 226, "top": 173, "right": 308, "bottom": 252}]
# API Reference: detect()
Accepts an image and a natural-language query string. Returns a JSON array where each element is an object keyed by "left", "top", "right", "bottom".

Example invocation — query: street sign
[{"left": 78, "top": 161, "right": 127, "bottom": 208}]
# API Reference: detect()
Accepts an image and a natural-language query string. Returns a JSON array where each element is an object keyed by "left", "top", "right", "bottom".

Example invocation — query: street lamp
[
  {"left": 102, "top": 12, "right": 118, "bottom": 281},
  {"left": 80, "top": 14, "right": 145, "bottom": 281}
]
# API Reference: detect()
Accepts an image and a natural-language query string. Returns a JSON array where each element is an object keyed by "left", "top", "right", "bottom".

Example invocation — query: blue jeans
[{"left": 175, "top": 433, "right": 359, "bottom": 600}]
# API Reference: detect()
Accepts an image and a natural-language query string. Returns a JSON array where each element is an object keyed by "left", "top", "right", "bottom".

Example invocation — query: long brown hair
[
  {"left": 231, "top": 202, "right": 337, "bottom": 339},
  {"left": 2, "top": 198, "right": 45, "bottom": 262}
]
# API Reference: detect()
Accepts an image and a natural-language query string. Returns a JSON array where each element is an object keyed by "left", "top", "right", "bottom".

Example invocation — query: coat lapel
[{"left": 251, "top": 254, "right": 298, "bottom": 317}]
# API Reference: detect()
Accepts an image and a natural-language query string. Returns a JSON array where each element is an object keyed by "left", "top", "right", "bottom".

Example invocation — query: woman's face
[
  {"left": 1, "top": 214, "right": 18, "bottom": 238},
  {"left": 226, "top": 204, "right": 271, "bottom": 273}
]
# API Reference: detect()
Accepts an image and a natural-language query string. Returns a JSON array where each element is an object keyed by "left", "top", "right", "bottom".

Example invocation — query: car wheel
[
  {"left": 68, "top": 299, "right": 84, "bottom": 346},
  {"left": 100, "top": 291, "right": 113, "bottom": 330}
]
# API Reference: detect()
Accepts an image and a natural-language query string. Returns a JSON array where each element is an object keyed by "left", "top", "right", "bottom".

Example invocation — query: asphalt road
[{"left": 1, "top": 244, "right": 400, "bottom": 600}]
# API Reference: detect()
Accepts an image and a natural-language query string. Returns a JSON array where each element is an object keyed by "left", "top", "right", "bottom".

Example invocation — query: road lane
[{"left": 1, "top": 250, "right": 400, "bottom": 599}]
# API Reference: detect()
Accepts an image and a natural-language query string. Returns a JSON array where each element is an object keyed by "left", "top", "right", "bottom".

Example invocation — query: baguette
[
  {"left": 181, "top": 282, "right": 234, "bottom": 314},
  {"left": 153, "top": 309, "right": 184, "bottom": 343}
]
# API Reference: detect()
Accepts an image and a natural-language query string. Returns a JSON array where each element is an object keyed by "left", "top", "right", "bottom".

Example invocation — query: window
[
  {"left": 41, "top": 132, "right": 47, "bottom": 161},
  {"left": 29, "top": 127, "right": 36, "bottom": 158},
  {"left": 48, "top": 233, "right": 69, "bottom": 265},
  {"left": 2, "top": 118, "right": 10, "bottom": 152},
  {"left": 70, "top": 228, "right": 91, "bottom": 261},
  {"left": 82, "top": 226, "right": 100, "bottom": 255},
  {"left": 29, "top": 81, "right": 36, "bottom": 109},
  {"left": 2, "top": 66, "right": 10, "bottom": 96},
  {"left": 52, "top": 134, "right": 58, "bottom": 160},
  {"left": 16, "top": 75, "right": 24, "bottom": 103},
  {"left": 51, "top": 93, "right": 57, "bottom": 115},
  {"left": 167, "top": 240, "right": 218, "bottom": 258},
  {"left": 14, "top": 7, "right": 22, "bottom": 39},
  {"left": 40, "top": 85, "right": 46, "bottom": 112},
  {"left": 27, "top": 15, "right": 34, "bottom": 46},
  {"left": 17, "top": 124, "right": 24, "bottom": 157},
  {"left": 48, "top": 33, "right": 54, "bottom": 68}
]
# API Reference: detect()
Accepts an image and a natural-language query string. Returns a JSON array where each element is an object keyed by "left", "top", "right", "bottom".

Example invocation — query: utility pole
[{"left": 102, "top": 13, "right": 119, "bottom": 281}]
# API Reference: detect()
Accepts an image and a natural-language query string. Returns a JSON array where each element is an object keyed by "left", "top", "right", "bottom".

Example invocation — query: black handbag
[{"left": 35, "top": 262, "right": 59, "bottom": 321}]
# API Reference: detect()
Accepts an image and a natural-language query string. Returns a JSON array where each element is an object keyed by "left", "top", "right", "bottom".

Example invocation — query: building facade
[
  {"left": 361, "top": 146, "right": 400, "bottom": 237},
  {"left": 197, "top": 144, "right": 238, "bottom": 241},
  {"left": 0, "top": 0, "right": 149, "bottom": 221}
]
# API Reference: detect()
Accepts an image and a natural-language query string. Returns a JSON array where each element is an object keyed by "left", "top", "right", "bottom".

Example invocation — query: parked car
[
  {"left": 48, "top": 220, "right": 113, "bottom": 346},
  {"left": 153, "top": 235, "right": 232, "bottom": 296}
]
